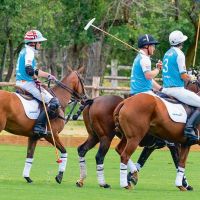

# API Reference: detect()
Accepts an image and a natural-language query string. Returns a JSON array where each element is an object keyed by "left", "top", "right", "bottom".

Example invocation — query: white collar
[
  {"left": 139, "top": 49, "right": 149, "bottom": 57},
  {"left": 25, "top": 44, "right": 38, "bottom": 53}
]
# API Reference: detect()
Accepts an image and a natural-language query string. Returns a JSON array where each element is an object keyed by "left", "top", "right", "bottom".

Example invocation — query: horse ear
[
  {"left": 67, "top": 66, "right": 73, "bottom": 72},
  {"left": 77, "top": 66, "right": 85, "bottom": 74}
]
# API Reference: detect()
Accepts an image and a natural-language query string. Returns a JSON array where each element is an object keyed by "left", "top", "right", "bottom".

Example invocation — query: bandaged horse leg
[
  {"left": 127, "top": 138, "right": 166, "bottom": 186},
  {"left": 127, "top": 159, "right": 138, "bottom": 186},
  {"left": 175, "top": 145, "right": 190, "bottom": 191},
  {"left": 56, "top": 153, "right": 68, "bottom": 184},
  {"left": 167, "top": 143, "right": 193, "bottom": 190},
  {"left": 95, "top": 137, "right": 112, "bottom": 188},
  {"left": 76, "top": 135, "right": 98, "bottom": 187},
  {"left": 23, "top": 158, "right": 34, "bottom": 183},
  {"left": 45, "top": 134, "right": 67, "bottom": 184},
  {"left": 120, "top": 138, "right": 138, "bottom": 189},
  {"left": 23, "top": 137, "right": 37, "bottom": 183}
]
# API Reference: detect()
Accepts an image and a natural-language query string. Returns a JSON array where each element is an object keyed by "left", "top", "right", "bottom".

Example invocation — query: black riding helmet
[{"left": 138, "top": 34, "right": 159, "bottom": 48}]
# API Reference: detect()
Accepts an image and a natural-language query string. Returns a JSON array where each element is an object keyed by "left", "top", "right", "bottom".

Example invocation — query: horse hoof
[
  {"left": 76, "top": 181, "right": 84, "bottom": 187},
  {"left": 177, "top": 186, "right": 188, "bottom": 191},
  {"left": 186, "top": 185, "right": 193, "bottom": 191},
  {"left": 24, "top": 177, "right": 33, "bottom": 183},
  {"left": 55, "top": 172, "right": 63, "bottom": 184},
  {"left": 127, "top": 171, "right": 138, "bottom": 186},
  {"left": 124, "top": 184, "right": 132, "bottom": 190},
  {"left": 100, "top": 184, "right": 111, "bottom": 189}
]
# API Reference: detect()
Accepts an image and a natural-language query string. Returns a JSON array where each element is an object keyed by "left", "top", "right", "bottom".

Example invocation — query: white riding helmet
[
  {"left": 169, "top": 30, "right": 188, "bottom": 46},
  {"left": 24, "top": 30, "right": 47, "bottom": 43}
]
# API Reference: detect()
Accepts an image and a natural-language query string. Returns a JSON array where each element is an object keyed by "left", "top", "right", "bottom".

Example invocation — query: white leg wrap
[
  {"left": 135, "top": 163, "right": 141, "bottom": 171},
  {"left": 23, "top": 158, "right": 33, "bottom": 177},
  {"left": 127, "top": 159, "right": 137, "bottom": 173},
  {"left": 120, "top": 163, "right": 128, "bottom": 187},
  {"left": 97, "top": 164, "right": 106, "bottom": 185},
  {"left": 175, "top": 167, "right": 185, "bottom": 186},
  {"left": 79, "top": 157, "right": 87, "bottom": 180},
  {"left": 58, "top": 153, "right": 68, "bottom": 172}
]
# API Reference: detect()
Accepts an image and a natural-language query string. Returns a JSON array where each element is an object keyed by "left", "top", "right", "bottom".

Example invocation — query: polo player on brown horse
[{"left": 0, "top": 30, "right": 86, "bottom": 184}]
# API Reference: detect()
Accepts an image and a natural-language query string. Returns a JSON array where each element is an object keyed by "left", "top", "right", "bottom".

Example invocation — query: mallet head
[{"left": 84, "top": 18, "right": 96, "bottom": 30}]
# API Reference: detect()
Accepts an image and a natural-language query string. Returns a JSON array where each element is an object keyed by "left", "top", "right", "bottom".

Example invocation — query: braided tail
[{"left": 113, "top": 101, "right": 125, "bottom": 134}]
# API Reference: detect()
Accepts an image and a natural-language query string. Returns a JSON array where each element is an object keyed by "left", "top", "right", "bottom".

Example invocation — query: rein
[{"left": 48, "top": 71, "right": 87, "bottom": 123}]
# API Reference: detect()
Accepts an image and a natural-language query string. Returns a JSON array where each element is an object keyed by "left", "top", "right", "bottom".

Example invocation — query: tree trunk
[
  {"left": 186, "top": 15, "right": 200, "bottom": 68},
  {"left": 5, "top": 39, "right": 14, "bottom": 82},
  {"left": 0, "top": 41, "right": 8, "bottom": 81}
]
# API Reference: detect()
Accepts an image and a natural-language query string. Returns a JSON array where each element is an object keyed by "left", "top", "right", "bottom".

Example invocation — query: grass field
[{"left": 0, "top": 145, "right": 200, "bottom": 200}]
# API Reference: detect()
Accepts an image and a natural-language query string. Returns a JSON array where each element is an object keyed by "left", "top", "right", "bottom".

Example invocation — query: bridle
[
  {"left": 49, "top": 71, "right": 88, "bottom": 123},
  {"left": 185, "top": 79, "right": 200, "bottom": 95},
  {"left": 52, "top": 71, "right": 87, "bottom": 102}
]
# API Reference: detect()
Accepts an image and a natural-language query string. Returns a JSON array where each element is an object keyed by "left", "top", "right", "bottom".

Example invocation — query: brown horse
[
  {"left": 114, "top": 86, "right": 200, "bottom": 190},
  {"left": 0, "top": 68, "right": 86, "bottom": 184},
  {"left": 75, "top": 94, "right": 191, "bottom": 189}
]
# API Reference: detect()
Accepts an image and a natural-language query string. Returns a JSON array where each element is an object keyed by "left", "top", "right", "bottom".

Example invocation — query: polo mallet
[
  {"left": 39, "top": 87, "right": 62, "bottom": 163},
  {"left": 193, "top": 14, "right": 200, "bottom": 67},
  {"left": 84, "top": 18, "right": 159, "bottom": 64},
  {"left": 84, "top": 18, "right": 140, "bottom": 53}
]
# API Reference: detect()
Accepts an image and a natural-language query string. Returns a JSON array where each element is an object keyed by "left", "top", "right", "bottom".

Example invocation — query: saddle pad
[
  {"left": 159, "top": 98, "right": 187, "bottom": 123},
  {"left": 15, "top": 93, "right": 40, "bottom": 119},
  {"left": 141, "top": 92, "right": 187, "bottom": 123}
]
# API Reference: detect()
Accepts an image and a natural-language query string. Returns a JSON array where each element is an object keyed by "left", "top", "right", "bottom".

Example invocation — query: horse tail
[
  {"left": 113, "top": 101, "right": 125, "bottom": 134},
  {"left": 72, "top": 99, "right": 94, "bottom": 120}
]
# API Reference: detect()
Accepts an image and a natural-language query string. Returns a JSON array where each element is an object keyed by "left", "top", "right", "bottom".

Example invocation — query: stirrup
[{"left": 33, "top": 125, "right": 48, "bottom": 138}]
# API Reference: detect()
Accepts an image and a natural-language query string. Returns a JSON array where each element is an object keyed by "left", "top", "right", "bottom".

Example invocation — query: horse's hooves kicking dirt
[
  {"left": 100, "top": 184, "right": 111, "bottom": 189},
  {"left": 177, "top": 186, "right": 188, "bottom": 191},
  {"left": 24, "top": 177, "right": 33, "bottom": 183}
]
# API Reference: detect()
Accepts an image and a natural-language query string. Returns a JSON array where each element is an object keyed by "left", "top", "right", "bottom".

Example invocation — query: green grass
[{"left": 0, "top": 145, "right": 200, "bottom": 200}]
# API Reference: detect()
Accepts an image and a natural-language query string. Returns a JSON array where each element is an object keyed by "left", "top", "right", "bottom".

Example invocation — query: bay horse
[
  {"left": 114, "top": 82, "right": 200, "bottom": 191},
  {"left": 75, "top": 95, "right": 191, "bottom": 189},
  {"left": 0, "top": 68, "right": 86, "bottom": 184}
]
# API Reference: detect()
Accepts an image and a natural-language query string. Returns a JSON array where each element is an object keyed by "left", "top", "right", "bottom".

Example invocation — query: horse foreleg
[
  {"left": 23, "top": 137, "right": 38, "bottom": 183},
  {"left": 96, "top": 136, "right": 112, "bottom": 189},
  {"left": 76, "top": 135, "right": 99, "bottom": 187},
  {"left": 175, "top": 145, "right": 191, "bottom": 191},
  {"left": 45, "top": 134, "right": 67, "bottom": 184}
]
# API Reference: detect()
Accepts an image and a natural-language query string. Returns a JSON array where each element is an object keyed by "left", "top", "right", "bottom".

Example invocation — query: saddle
[
  {"left": 15, "top": 86, "right": 34, "bottom": 101},
  {"left": 156, "top": 91, "right": 196, "bottom": 119}
]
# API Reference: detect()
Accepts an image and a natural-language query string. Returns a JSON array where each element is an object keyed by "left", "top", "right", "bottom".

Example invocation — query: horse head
[
  {"left": 185, "top": 78, "right": 200, "bottom": 94},
  {"left": 52, "top": 67, "right": 87, "bottom": 110}
]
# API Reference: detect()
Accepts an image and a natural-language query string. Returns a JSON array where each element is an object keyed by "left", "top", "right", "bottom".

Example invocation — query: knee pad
[
  {"left": 48, "top": 98, "right": 60, "bottom": 111},
  {"left": 47, "top": 98, "right": 60, "bottom": 118}
]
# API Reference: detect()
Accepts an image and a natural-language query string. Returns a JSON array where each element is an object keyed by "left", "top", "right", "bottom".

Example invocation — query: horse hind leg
[
  {"left": 76, "top": 135, "right": 99, "bottom": 187},
  {"left": 95, "top": 136, "right": 112, "bottom": 189},
  {"left": 120, "top": 138, "right": 139, "bottom": 189},
  {"left": 175, "top": 145, "right": 191, "bottom": 191},
  {"left": 23, "top": 137, "right": 37, "bottom": 183}
]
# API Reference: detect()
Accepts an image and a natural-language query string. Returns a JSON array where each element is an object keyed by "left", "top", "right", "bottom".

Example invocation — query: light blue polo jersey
[
  {"left": 130, "top": 52, "right": 152, "bottom": 94},
  {"left": 16, "top": 45, "right": 36, "bottom": 81},
  {"left": 162, "top": 47, "right": 186, "bottom": 88}
]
